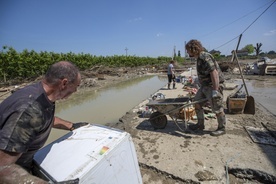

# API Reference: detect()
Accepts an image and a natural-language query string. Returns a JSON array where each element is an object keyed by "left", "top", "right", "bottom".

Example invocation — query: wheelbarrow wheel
[{"left": 149, "top": 112, "right": 167, "bottom": 129}]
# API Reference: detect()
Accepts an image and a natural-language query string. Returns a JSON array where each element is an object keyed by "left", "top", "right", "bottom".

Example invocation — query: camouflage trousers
[{"left": 194, "top": 84, "right": 225, "bottom": 122}]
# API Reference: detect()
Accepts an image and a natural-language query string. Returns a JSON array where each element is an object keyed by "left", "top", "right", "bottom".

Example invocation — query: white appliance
[{"left": 33, "top": 125, "right": 142, "bottom": 184}]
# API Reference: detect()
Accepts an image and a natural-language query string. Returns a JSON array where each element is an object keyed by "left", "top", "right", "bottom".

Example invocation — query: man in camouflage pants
[{"left": 185, "top": 40, "right": 226, "bottom": 136}]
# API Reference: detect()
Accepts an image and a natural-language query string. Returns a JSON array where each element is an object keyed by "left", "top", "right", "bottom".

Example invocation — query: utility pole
[
  {"left": 125, "top": 47, "right": 128, "bottom": 56},
  {"left": 173, "top": 45, "right": 176, "bottom": 60},
  {"left": 184, "top": 41, "right": 187, "bottom": 58}
]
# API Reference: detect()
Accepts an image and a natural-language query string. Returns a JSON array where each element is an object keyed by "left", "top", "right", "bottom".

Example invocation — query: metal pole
[
  {"left": 184, "top": 41, "right": 187, "bottom": 58},
  {"left": 125, "top": 47, "right": 128, "bottom": 56}
]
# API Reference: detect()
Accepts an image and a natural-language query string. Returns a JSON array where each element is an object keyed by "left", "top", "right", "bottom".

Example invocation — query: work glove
[
  {"left": 70, "top": 122, "right": 90, "bottom": 131},
  {"left": 49, "top": 178, "right": 79, "bottom": 184},
  {"left": 211, "top": 90, "right": 220, "bottom": 98}
]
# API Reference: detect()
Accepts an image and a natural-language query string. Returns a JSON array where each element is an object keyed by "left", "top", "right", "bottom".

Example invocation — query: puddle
[
  {"left": 235, "top": 78, "right": 276, "bottom": 116},
  {"left": 46, "top": 75, "right": 167, "bottom": 145}
]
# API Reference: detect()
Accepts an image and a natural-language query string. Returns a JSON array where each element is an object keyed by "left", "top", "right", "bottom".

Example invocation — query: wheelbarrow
[{"left": 146, "top": 97, "right": 206, "bottom": 132}]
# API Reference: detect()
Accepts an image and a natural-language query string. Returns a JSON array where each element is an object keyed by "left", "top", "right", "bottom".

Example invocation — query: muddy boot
[
  {"left": 168, "top": 83, "right": 171, "bottom": 89},
  {"left": 189, "top": 121, "right": 205, "bottom": 131},
  {"left": 189, "top": 109, "right": 205, "bottom": 131},
  {"left": 210, "top": 113, "right": 226, "bottom": 136},
  {"left": 173, "top": 83, "right": 176, "bottom": 89}
]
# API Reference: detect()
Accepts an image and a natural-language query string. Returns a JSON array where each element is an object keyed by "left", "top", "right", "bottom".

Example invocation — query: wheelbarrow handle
[{"left": 189, "top": 98, "right": 208, "bottom": 106}]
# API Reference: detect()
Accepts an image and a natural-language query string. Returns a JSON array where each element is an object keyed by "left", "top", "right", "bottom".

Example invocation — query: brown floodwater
[{"left": 45, "top": 75, "right": 167, "bottom": 145}]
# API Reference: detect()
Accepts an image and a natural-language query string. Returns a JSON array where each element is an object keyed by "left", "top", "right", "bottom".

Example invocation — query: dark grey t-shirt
[
  {"left": 0, "top": 82, "right": 55, "bottom": 170},
  {"left": 196, "top": 52, "right": 224, "bottom": 86}
]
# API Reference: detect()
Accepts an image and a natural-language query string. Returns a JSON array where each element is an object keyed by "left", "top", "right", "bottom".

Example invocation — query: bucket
[
  {"left": 179, "top": 107, "right": 195, "bottom": 120},
  {"left": 175, "top": 77, "right": 181, "bottom": 83},
  {"left": 185, "top": 107, "right": 195, "bottom": 120},
  {"left": 227, "top": 97, "right": 247, "bottom": 114}
]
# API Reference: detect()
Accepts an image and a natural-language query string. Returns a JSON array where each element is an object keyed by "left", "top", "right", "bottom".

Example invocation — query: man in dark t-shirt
[
  {"left": 0, "top": 82, "right": 55, "bottom": 171},
  {"left": 0, "top": 61, "right": 88, "bottom": 183}
]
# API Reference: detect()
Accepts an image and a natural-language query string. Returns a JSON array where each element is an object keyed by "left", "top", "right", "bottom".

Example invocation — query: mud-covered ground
[
  {"left": 1, "top": 60, "right": 276, "bottom": 183},
  {"left": 114, "top": 72, "right": 276, "bottom": 184}
]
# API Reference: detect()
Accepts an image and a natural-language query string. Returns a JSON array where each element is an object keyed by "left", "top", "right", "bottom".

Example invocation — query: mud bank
[{"left": 114, "top": 72, "right": 276, "bottom": 184}]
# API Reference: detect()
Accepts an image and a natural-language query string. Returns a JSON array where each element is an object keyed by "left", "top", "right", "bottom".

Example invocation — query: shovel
[
  {"left": 231, "top": 34, "right": 255, "bottom": 115},
  {"left": 233, "top": 50, "right": 255, "bottom": 115}
]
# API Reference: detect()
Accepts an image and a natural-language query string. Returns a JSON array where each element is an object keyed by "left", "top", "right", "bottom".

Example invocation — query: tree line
[
  {"left": 1, "top": 45, "right": 275, "bottom": 83},
  {"left": 0, "top": 46, "right": 172, "bottom": 83}
]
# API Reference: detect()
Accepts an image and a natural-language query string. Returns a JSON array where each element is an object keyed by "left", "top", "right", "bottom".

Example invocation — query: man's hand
[
  {"left": 49, "top": 178, "right": 79, "bottom": 184},
  {"left": 70, "top": 122, "right": 89, "bottom": 131},
  {"left": 212, "top": 90, "right": 220, "bottom": 98}
]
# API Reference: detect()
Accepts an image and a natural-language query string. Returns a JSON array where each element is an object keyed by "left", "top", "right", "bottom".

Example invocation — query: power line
[
  {"left": 241, "top": 0, "right": 275, "bottom": 35},
  {"left": 200, "top": 1, "right": 272, "bottom": 39},
  {"left": 214, "top": 0, "right": 276, "bottom": 51}
]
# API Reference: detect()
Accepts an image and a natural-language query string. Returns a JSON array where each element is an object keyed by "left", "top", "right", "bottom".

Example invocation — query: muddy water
[
  {"left": 46, "top": 75, "right": 167, "bottom": 145},
  {"left": 235, "top": 77, "right": 276, "bottom": 116}
]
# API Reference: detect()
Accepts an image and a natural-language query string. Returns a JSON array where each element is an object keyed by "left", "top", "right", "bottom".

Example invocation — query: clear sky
[{"left": 0, "top": 0, "right": 275, "bottom": 57}]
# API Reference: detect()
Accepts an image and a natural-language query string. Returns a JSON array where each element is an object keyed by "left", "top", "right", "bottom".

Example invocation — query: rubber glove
[
  {"left": 70, "top": 122, "right": 90, "bottom": 131},
  {"left": 212, "top": 90, "right": 220, "bottom": 98}
]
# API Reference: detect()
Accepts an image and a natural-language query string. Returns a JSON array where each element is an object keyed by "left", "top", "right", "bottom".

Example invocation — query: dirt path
[
  {"left": 114, "top": 72, "right": 276, "bottom": 184},
  {"left": 52, "top": 63, "right": 274, "bottom": 184}
]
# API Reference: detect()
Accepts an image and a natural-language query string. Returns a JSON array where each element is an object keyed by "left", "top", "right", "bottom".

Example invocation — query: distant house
[
  {"left": 232, "top": 50, "right": 248, "bottom": 57},
  {"left": 209, "top": 49, "right": 221, "bottom": 55}
]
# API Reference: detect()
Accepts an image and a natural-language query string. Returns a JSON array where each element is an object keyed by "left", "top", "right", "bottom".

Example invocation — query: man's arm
[
  {"left": 53, "top": 117, "right": 90, "bottom": 131},
  {"left": 210, "top": 69, "right": 219, "bottom": 91},
  {"left": 53, "top": 117, "right": 73, "bottom": 130},
  {"left": 170, "top": 65, "right": 175, "bottom": 76},
  {"left": 0, "top": 150, "right": 47, "bottom": 184}
]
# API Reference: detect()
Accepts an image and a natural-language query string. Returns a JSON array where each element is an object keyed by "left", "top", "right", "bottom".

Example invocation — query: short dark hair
[{"left": 44, "top": 61, "right": 79, "bottom": 85}]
